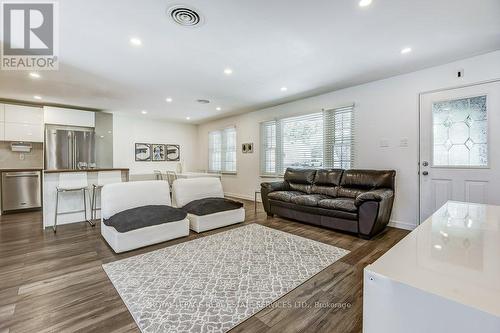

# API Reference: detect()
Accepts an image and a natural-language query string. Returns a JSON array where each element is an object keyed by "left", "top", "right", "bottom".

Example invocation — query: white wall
[
  {"left": 197, "top": 50, "right": 500, "bottom": 229},
  {"left": 113, "top": 114, "right": 198, "bottom": 175}
]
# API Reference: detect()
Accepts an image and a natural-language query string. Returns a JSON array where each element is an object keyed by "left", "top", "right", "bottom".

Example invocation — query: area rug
[{"left": 102, "top": 224, "right": 349, "bottom": 333}]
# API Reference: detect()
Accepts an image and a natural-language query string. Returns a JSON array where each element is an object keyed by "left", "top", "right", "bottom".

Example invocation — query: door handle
[
  {"left": 422, "top": 171, "right": 429, "bottom": 176},
  {"left": 4, "top": 172, "right": 39, "bottom": 177}
]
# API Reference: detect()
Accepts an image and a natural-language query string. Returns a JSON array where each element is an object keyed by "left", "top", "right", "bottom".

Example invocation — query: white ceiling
[{"left": 1, "top": 0, "right": 499, "bottom": 124}]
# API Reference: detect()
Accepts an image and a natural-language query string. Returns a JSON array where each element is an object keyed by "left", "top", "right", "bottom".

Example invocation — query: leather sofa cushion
[
  {"left": 267, "top": 191, "right": 304, "bottom": 203},
  {"left": 311, "top": 185, "right": 338, "bottom": 197},
  {"left": 284, "top": 168, "right": 316, "bottom": 184},
  {"left": 318, "top": 198, "right": 357, "bottom": 212},
  {"left": 337, "top": 187, "right": 367, "bottom": 198},
  {"left": 314, "top": 169, "right": 343, "bottom": 186},
  {"left": 289, "top": 183, "right": 312, "bottom": 194},
  {"left": 103, "top": 205, "right": 187, "bottom": 233},
  {"left": 270, "top": 199, "right": 357, "bottom": 220},
  {"left": 182, "top": 197, "right": 243, "bottom": 216},
  {"left": 290, "top": 194, "right": 330, "bottom": 207},
  {"left": 340, "top": 169, "right": 395, "bottom": 190}
]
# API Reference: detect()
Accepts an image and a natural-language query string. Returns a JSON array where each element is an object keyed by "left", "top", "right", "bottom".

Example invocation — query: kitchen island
[{"left": 42, "top": 168, "right": 129, "bottom": 229}]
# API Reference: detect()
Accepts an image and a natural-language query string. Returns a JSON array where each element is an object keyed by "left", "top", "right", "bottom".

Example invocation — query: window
[
  {"left": 260, "top": 105, "right": 354, "bottom": 175},
  {"left": 208, "top": 127, "right": 237, "bottom": 173},
  {"left": 432, "top": 96, "right": 487, "bottom": 167},
  {"left": 325, "top": 106, "right": 355, "bottom": 169},
  {"left": 260, "top": 120, "right": 277, "bottom": 174},
  {"left": 282, "top": 112, "right": 324, "bottom": 170}
]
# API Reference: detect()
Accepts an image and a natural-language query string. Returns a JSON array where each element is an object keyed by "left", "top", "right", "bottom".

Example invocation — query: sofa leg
[
  {"left": 359, "top": 234, "right": 371, "bottom": 240},
  {"left": 266, "top": 213, "right": 274, "bottom": 218}
]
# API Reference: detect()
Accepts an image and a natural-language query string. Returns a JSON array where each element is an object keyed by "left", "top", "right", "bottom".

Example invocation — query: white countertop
[{"left": 367, "top": 201, "right": 500, "bottom": 317}]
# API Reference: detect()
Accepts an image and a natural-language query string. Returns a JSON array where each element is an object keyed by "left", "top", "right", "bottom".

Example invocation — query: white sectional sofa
[
  {"left": 101, "top": 180, "right": 189, "bottom": 253},
  {"left": 172, "top": 177, "right": 245, "bottom": 232}
]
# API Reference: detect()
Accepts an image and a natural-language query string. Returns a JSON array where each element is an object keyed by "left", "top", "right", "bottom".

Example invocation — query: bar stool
[
  {"left": 91, "top": 171, "right": 123, "bottom": 221},
  {"left": 165, "top": 171, "right": 177, "bottom": 194},
  {"left": 54, "top": 172, "right": 91, "bottom": 233},
  {"left": 153, "top": 170, "right": 163, "bottom": 180}
]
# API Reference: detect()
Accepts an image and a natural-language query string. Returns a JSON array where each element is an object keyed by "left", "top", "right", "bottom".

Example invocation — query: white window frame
[{"left": 208, "top": 126, "right": 237, "bottom": 174}]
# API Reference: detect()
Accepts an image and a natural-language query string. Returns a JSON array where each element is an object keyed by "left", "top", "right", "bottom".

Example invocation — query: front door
[{"left": 419, "top": 81, "right": 500, "bottom": 222}]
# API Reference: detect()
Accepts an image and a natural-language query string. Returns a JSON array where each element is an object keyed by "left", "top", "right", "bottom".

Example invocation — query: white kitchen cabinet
[
  {"left": 4, "top": 104, "right": 44, "bottom": 124},
  {"left": 4, "top": 122, "right": 43, "bottom": 142},
  {"left": 44, "top": 106, "right": 95, "bottom": 127},
  {"left": 1, "top": 104, "right": 44, "bottom": 142}
]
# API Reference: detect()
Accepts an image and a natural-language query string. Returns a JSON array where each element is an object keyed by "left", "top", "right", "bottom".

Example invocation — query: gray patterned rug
[{"left": 102, "top": 224, "right": 349, "bottom": 333}]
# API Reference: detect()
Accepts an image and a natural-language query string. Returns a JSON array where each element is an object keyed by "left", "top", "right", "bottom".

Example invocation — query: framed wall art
[
  {"left": 152, "top": 144, "right": 166, "bottom": 161},
  {"left": 135, "top": 143, "right": 151, "bottom": 161},
  {"left": 166, "top": 144, "right": 180, "bottom": 161}
]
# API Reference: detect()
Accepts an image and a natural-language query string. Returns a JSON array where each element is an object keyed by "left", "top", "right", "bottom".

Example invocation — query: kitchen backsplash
[{"left": 0, "top": 142, "right": 44, "bottom": 169}]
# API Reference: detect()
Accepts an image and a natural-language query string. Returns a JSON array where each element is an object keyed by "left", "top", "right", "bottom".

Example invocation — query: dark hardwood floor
[{"left": 0, "top": 200, "right": 409, "bottom": 333}]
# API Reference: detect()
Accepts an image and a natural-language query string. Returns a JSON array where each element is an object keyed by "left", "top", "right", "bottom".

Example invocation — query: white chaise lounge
[
  {"left": 101, "top": 180, "right": 189, "bottom": 253},
  {"left": 172, "top": 177, "right": 245, "bottom": 232}
]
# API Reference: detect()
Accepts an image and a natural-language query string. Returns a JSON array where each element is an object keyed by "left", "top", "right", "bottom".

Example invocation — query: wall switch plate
[
  {"left": 379, "top": 139, "right": 390, "bottom": 148},
  {"left": 400, "top": 137, "right": 409, "bottom": 147}
]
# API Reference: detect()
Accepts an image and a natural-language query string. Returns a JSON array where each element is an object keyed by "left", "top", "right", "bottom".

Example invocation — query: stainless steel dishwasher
[{"left": 1, "top": 171, "right": 41, "bottom": 212}]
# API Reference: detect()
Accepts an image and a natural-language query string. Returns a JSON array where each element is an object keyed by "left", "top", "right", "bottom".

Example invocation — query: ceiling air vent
[
  {"left": 197, "top": 99, "right": 210, "bottom": 104},
  {"left": 168, "top": 5, "right": 203, "bottom": 27}
]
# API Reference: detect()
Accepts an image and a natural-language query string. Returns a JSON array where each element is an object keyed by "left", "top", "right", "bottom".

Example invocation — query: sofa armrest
[
  {"left": 355, "top": 189, "right": 394, "bottom": 207},
  {"left": 260, "top": 181, "right": 289, "bottom": 215},
  {"left": 357, "top": 189, "right": 395, "bottom": 238},
  {"left": 261, "top": 181, "right": 289, "bottom": 193}
]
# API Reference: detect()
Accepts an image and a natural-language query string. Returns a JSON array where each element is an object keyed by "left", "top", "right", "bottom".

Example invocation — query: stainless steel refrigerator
[{"left": 45, "top": 125, "right": 96, "bottom": 170}]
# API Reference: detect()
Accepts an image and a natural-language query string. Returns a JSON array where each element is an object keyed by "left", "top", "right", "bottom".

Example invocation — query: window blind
[
  {"left": 260, "top": 105, "right": 354, "bottom": 175},
  {"left": 260, "top": 120, "right": 277, "bottom": 174},
  {"left": 223, "top": 127, "right": 237, "bottom": 172},
  {"left": 208, "top": 130, "right": 222, "bottom": 172},
  {"left": 208, "top": 127, "right": 237, "bottom": 173},
  {"left": 281, "top": 112, "right": 324, "bottom": 172},
  {"left": 324, "top": 105, "right": 354, "bottom": 169}
]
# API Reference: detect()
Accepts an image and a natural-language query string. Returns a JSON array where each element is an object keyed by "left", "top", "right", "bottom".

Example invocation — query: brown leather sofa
[{"left": 261, "top": 168, "right": 395, "bottom": 239}]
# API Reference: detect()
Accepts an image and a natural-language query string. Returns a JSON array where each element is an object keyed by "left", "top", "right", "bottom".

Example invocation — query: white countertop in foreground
[{"left": 367, "top": 201, "right": 500, "bottom": 317}]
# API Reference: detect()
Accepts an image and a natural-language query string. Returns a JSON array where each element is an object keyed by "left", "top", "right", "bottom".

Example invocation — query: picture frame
[
  {"left": 152, "top": 144, "right": 166, "bottom": 161},
  {"left": 242, "top": 143, "right": 254, "bottom": 153},
  {"left": 135, "top": 143, "right": 151, "bottom": 161},
  {"left": 166, "top": 144, "right": 180, "bottom": 161}
]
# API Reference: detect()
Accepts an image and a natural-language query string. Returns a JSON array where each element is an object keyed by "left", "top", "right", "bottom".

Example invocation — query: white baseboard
[{"left": 388, "top": 220, "right": 416, "bottom": 230}]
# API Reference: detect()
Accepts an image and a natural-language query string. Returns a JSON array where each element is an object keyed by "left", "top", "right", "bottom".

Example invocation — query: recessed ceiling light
[
  {"left": 216, "top": 107, "right": 221, "bottom": 111},
  {"left": 433, "top": 244, "right": 442, "bottom": 250},
  {"left": 359, "top": 0, "right": 372, "bottom": 7},
  {"left": 280, "top": 86, "right": 288, "bottom": 92},
  {"left": 33, "top": 95, "right": 42, "bottom": 100},
  {"left": 29, "top": 72, "right": 41, "bottom": 79},
  {"left": 130, "top": 37, "right": 142, "bottom": 46},
  {"left": 186, "top": 116, "right": 191, "bottom": 120},
  {"left": 223, "top": 68, "right": 233, "bottom": 75},
  {"left": 141, "top": 110, "right": 147, "bottom": 114},
  {"left": 165, "top": 97, "right": 173, "bottom": 103},
  {"left": 401, "top": 47, "right": 412, "bottom": 54}
]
